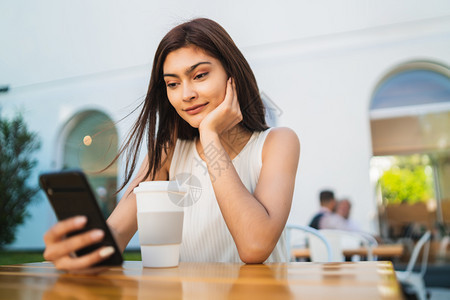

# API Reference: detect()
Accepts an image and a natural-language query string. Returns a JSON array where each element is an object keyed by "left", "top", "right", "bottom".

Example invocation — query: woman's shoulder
[
  {"left": 262, "top": 127, "right": 300, "bottom": 160},
  {"left": 265, "top": 127, "right": 300, "bottom": 145}
]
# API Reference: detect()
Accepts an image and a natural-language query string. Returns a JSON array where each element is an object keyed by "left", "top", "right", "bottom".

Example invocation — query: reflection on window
[
  {"left": 371, "top": 69, "right": 450, "bottom": 110},
  {"left": 63, "top": 110, "right": 118, "bottom": 218}
]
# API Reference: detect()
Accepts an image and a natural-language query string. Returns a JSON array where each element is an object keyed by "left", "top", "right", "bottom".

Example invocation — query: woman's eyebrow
[
  {"left": 163, "top": 61, "right": 212, "bottom": 78},
  {"left": 185, "top": 61, "right": 211, "bottom": 75}
]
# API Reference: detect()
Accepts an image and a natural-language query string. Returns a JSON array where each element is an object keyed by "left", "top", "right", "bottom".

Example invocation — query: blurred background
[{"left": 0, "top": 0, "right": 449, "bottom": 291}]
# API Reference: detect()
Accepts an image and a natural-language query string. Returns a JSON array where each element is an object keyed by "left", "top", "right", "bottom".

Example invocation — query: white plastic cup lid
[{"left": 134, "top": 181, "right": 187, "bottom": 194}]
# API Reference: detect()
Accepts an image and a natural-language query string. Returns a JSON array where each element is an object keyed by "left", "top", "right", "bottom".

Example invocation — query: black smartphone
[{"left": 39, "top": 170, "right": 123, "bottom": 266}]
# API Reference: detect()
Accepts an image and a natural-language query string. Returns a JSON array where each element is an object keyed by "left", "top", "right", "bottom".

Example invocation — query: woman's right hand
[{"left": 43, "top": 216, "right": 115, "bottom": 274}]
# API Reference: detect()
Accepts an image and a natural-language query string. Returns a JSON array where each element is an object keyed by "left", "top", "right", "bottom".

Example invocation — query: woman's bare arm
[
  {"left": 198, "top": 79, "right": 300, "bottom": 263},
  {"left": 202, "top": 127, "right": 300, "bottom": 263}
]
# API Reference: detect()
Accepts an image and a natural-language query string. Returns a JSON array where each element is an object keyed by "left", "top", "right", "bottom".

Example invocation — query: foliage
[
  {"left": 0, "top": 250, "right": 141, "bottom": 265},
  {"left": 379, "top": 154, "right": 434, "bottom": 204},
  {"left": 0, "top": 251, "right": 44, "bottom": 265},
  {"left": 0, "top": 113, "right": 40, "bottom": 248}
]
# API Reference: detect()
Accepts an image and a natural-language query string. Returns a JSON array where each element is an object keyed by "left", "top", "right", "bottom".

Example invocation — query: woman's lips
[{"left": 184, "top": 103, "right": 208, "bottom": 115}]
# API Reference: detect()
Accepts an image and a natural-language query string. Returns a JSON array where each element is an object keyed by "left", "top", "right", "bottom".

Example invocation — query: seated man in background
[
  {"left": 308, "top": 190, "right": 336, "bottom": 229},
  {"left": 336, "top": 199, "right": 351, "bottom": 219},
  {"left": 320, "top": 198, "right": 363, "bottom": 232}
]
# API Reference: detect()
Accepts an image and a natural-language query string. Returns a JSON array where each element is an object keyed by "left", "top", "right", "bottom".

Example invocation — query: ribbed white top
[{"left": 169, "top": 128, "right": 288, "bottom": 263}]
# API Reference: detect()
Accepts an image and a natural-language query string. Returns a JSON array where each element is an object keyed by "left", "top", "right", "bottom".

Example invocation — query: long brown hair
[{"left": 117, "top": 18, "right": 268, "bottom": 191}]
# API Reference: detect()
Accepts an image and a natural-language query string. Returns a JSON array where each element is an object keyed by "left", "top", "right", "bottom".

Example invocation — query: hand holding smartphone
[{"left": 40, "top": 170, "right": 123, "bottom": 266}]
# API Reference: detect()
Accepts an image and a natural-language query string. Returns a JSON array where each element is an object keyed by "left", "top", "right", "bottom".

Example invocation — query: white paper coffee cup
[{"left": 134, "top": 181, "right": 186, "bottom": 268}]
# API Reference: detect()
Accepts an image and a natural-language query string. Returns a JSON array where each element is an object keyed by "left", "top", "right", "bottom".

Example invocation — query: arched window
[
  {"left": 370, "top": 61, "right": 450, "bottom": 232},
  {"left": 62, "top": 110, "right": 118, "bottom": 218},
  {"left": 371, "top": 68, "right": 450, "bottom": 110},
  {"left": 370, "top": 62, "right": 450, "bottom": 155}
]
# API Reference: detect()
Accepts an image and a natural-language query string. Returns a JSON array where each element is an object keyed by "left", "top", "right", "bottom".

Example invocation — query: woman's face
[{"left": 163, "top": 46, "right": 229, "bottom": 128}]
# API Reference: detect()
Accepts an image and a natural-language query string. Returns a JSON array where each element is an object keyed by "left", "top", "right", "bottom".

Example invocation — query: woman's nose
[{"left": 182, "top": 83, "right": 197, "bottom": 102}]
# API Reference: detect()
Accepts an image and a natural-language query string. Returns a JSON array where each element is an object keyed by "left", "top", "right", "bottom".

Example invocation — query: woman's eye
[
  {"left": 194, "top": 72, "right": 208, "bottom": 80},
  {"left": 166, "top": 82, "right": 178, "bottom": 88}
]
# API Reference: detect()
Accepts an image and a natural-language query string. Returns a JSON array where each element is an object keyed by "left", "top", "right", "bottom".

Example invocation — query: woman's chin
[
  {"left": 184, "top": 116, "right": 204, "bottom": 129},
  {"left": 184, "top": 120, "right": 200, "bottom": 129}
]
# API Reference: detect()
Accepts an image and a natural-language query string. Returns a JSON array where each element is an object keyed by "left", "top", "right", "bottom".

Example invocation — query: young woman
[{"left": 43, "top": 18, "right": 300, "bottom": 272}]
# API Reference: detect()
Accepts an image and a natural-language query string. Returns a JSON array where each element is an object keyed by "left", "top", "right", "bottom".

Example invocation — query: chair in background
[
  {"left": 353, "top": 231, "right": 379, "bottom": 260},
  {"left": 395, "top": 231, "right": 431, "bottom": 300},
  {"left": 318, "top": 229, "right": 378, "bottom": 262},
  {"left": 285, "top": 224, "right": 332, "bottom": 262}
]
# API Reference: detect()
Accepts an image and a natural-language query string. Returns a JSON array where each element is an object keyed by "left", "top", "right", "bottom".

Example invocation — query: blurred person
[
  {"left": 323, "top": 199, "right": 383, "bottom": 246},
  {"left": 336, "top": 198, "right": 351, "bottom": 219},
  {"left": 321, "top": 198, "right": 361, "bottom": 232},
  {"left": 308, "top": 190, "right": 336, "bottom": 229}
]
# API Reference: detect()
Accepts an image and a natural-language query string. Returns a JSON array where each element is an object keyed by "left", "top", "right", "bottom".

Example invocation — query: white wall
[
  {"left": 2, "top": 0, "right": 450, "bottom": 87},
  {"left": 1, "top": 0, "right": 450, "bottom": 249},
  {"left": 246, "top": 16, "right": 450, "bottom": 233}
]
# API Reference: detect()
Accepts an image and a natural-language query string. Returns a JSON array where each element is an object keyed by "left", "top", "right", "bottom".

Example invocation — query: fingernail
[
  {"left": 91, "top": 229, "right": 104, "bottom": 240},
  {"left": 74, "top": 216, "right": 87, "bottom": 225},
  {"left": 99, "top": 246, "right": 115, "bottom": 258}
]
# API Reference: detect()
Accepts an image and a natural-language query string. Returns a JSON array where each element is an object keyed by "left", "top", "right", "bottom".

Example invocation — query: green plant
[
  {"left": 379, "top": 154, "right": 434, "bottom": 204},
  {"left": 0, "top": 250, "right": 141, "bottom": 265},
  {"left": 0, "top": 113, "right": 40, "bottom": 248},
  {"left": 0, "top": 251, "right": 44, "bottom": 265}
]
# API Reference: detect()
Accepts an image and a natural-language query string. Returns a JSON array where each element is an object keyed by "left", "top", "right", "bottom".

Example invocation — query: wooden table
[
  {"left": 292, "top": 244, "right": 404, "bottom": 260},
  {"left": 0, "top": 261, "right": 403, "bottom": 299}
]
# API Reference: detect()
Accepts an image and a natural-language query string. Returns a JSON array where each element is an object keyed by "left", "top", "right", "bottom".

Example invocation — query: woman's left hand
[{"left": 198, "top": 78, "right": 242, "bottom": 138}]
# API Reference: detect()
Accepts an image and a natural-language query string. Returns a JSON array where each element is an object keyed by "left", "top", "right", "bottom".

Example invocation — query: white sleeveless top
[{"left": 169, "top": 128, "right": 288, "bottom": 263}]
